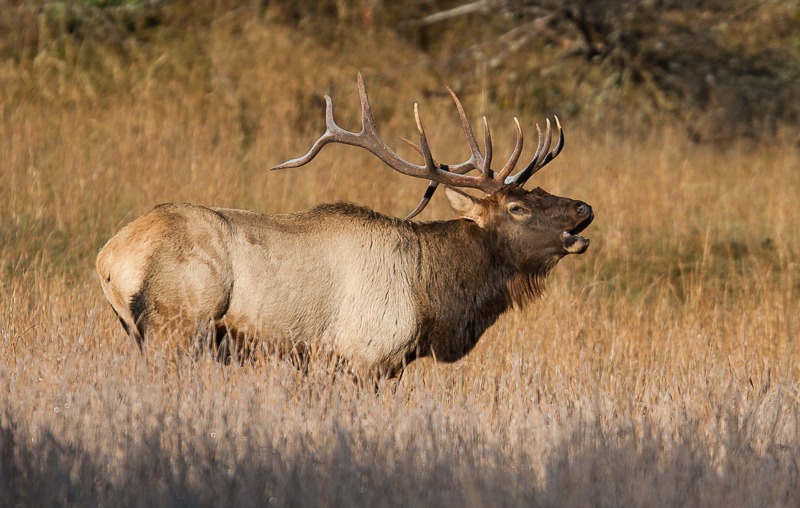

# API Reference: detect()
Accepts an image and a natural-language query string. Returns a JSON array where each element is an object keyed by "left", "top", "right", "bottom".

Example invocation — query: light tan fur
[{"left": 98, "top": 203, "right": 424, "bottom": 371}]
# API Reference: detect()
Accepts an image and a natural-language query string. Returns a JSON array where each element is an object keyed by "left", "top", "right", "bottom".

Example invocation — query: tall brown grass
[{"left": 1, "top": 14, "right": 799, "bottom": 507}]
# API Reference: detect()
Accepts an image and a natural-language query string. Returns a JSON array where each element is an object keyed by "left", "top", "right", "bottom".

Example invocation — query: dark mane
[
  {"left": 305, "top": 201, "right": 412, "bottom": 228},
  {"left": 309, "top": 201, "right": 382, "bottom": 219}
]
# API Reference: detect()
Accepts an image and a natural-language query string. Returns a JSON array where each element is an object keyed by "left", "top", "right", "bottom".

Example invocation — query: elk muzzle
[{"left": 563, "top": 202, "right": 593, "bottom": 254}]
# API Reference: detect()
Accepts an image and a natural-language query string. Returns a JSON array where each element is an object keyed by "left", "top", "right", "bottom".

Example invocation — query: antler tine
[
  {"left": 414, "top": 103, "right": 437, "bottom": 171},
  {"left": 530, "top": 120, "right": 552, "bottom": 173},
  {"left": 400, "top": 136, "right": 422, "bottom": 154},
  {"left": 446, "top": 86, "right": 484, "bottom": 167},
  {"left": 404, "top": 181, "right": 439, "bottom": 220},
  {"left": 397, "top": 135, "right": 439, "bottom": 220},
  {"left": 398, "top": 136, "right": 443, "bottom": 220},
  {"left": 505, "top": 116, "right": 564, "bottom": 186},
  {"left": 357, "top": 72, "right": 376, "bottom": 135},
  {"left": 515, "top": 123, "right": 545, "bottom": 180},
  {"left": 271, "top": 94, "right": 342, "bottom": 170},
  {"left": 481, "top": 117, "right": 493, "bottom": 176},
  {"left": 496, "top": 117, "right": 524, "bottom": 182},
  {"left": 537, "top": 116, "right": 564, "bottom": 167},
  {"left": 540, "top": 118, "right": 553, "bottom": 165}
]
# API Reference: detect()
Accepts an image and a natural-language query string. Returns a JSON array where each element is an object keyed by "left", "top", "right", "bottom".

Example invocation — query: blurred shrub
[{"left": 1, "top": 0, "right": 797, "bottom": 140}]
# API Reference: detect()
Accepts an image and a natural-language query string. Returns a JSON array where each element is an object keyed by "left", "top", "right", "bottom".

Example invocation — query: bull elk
[{"left": 96, "top": 74, "right": 593, "bottom": 376}]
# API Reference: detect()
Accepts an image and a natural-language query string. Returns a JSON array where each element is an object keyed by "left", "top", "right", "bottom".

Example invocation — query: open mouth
[{"left": 563, "top": 212, "right": 594, "bottom": 254}]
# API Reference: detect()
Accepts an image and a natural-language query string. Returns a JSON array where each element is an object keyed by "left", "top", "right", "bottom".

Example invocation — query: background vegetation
[{"left": 1, "top": 1, "right": 799, "bottom": 505}]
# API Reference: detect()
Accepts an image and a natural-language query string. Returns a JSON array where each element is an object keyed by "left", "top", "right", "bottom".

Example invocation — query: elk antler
[
  {"left": 272, "top": 73, "right": 564, "bottom": 219},
  {"left": 402, "top": 116, "right": 564, "bottom": 219}
]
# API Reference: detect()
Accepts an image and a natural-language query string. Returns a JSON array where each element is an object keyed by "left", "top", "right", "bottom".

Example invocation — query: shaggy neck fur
[{"left": 410, "top": 217, "right": 556, "bottom": 361}]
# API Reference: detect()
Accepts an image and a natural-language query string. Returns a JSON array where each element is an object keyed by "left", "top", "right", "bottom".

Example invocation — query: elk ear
[{"left": 444, "top": 187, "right": 487, "bottom": 226}]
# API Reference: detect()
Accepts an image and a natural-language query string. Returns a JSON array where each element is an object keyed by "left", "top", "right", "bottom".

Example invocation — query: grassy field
[{"left": 1, "top": 9, "right": 799, "bottom": 507}]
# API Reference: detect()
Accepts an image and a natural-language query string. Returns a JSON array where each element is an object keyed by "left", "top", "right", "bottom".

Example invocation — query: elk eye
[{"left": 507, "top": 204, "right": 528, "bottom": 216}]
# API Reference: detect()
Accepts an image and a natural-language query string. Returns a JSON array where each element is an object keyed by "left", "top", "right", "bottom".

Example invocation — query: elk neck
[
  {"left": 412, "top": 218, "right": 551, "bottom": 309},
  {"left": 405, "top": 217, "right": 552, "bottom": 361}
]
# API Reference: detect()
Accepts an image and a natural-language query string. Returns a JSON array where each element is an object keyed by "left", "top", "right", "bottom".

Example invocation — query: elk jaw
[{"left": 562, "top": 212, "right": 593, "bottom": 254}]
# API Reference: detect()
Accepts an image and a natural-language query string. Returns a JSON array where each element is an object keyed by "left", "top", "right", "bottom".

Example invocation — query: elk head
[
  {"left": 273, "top": 73, "right": 593, "bottom": 263},
  {"left": 445, "top": 185, "right": 592, "bottom": 273}
]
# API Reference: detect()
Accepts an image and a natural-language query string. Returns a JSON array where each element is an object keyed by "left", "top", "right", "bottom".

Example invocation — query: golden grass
[{"left": 1, "top": 16, "right": 799, "bottom": 506}]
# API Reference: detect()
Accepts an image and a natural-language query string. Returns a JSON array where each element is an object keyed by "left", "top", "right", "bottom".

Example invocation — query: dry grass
[{"left": 1, "top": 14, "right": 799, "bottom": 507}]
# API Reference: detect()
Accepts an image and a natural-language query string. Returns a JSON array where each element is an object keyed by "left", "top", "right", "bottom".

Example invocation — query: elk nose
[{"left": 575, "top": 202, "right": 592, "bottom": 217}]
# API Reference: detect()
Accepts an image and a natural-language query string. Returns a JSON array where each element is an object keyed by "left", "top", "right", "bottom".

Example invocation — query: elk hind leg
[{"left": 191, "top": 320, "right": 245, "bottom": 364}]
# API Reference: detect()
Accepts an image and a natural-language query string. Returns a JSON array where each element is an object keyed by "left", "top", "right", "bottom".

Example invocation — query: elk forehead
[{"left": 493, "top": 186, "right": 587, "bottom": 213}]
